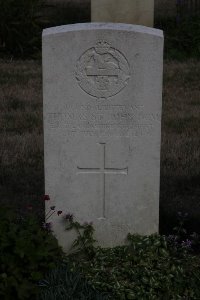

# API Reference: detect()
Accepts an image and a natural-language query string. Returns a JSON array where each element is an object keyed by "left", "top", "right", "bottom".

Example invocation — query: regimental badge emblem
[{"left": 75, "top": 41, "right": 130, "bottom": 99}]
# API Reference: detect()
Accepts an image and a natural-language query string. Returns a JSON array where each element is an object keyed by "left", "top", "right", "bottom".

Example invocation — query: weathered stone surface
[
  {"left": 43, "top": 23, "right": 163, "bottom": 251},
  {"left": 91, "top": 0, "right": 154, "bottom": 27}
]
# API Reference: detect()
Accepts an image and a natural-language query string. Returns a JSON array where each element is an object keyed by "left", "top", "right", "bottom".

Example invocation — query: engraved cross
[{"left": 77, "top": 143, "right": 128, "bottom": 219}]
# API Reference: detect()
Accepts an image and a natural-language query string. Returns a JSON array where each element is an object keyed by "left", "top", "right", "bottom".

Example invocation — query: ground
[{"left": 0, "top": 58, "right": 199, "bottom": 233}]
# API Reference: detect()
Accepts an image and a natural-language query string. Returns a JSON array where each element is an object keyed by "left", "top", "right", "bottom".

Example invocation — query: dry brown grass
[{"left": 0, "top": 59, "right": 199, "bottom": 232}]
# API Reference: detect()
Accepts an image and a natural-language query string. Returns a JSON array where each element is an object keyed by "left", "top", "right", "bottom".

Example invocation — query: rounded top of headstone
[{"left": 43, "top": 23, "right": 163, "bottom": 38}]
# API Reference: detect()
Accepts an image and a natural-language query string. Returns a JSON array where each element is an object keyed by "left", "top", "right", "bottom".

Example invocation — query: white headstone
[{"left": 43, "top": 23, "right": 163, "bottom": 251}]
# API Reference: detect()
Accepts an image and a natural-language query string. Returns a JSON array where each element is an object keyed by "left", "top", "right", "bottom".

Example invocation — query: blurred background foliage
[
  {"left": 0, "top": 0, "right": 46, "bottom": 57},
  {"left": 0, "top": 0, "right": 200, "bottom": 59}
]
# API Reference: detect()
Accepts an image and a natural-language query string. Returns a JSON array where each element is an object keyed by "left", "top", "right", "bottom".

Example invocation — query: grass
[
  {"left": 0, "top": 59, "right": 44, "bottom": 216},
  {"left": 0, "top": 58, "right": 199, "bottom": 233},
  {"left": 160, "top": 60, "right": 200, "bottom": 233}
]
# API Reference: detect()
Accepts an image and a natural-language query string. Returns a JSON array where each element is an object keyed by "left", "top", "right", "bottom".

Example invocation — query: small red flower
[
  {"left": 57, "top": 211, "right": 62, "bottom": 216},
  {"left": 43, "top": 195, "right": 50, "bottom": 201},
  {"left": 27, "top": 205, "right": 33, "bottom": 211}
]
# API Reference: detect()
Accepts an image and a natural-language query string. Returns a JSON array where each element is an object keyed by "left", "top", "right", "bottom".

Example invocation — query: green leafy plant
[
  {"left": 0, "top": 0, "right": 44, "bottom": 57},
  {"left": 62, "top": 219, "right": 200, "bottom": 299},
  {"left": 38, "top": 263, "right": 109, "bottom": 300},
  {"left": 65, "top": 213, "right": 96, "bottom": 259},
  {"left": 0, "top": 206, "right": 64, "bottom": 300},
  {"left": 33, "top": 209, "right": 200, "bottom": 299}
]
